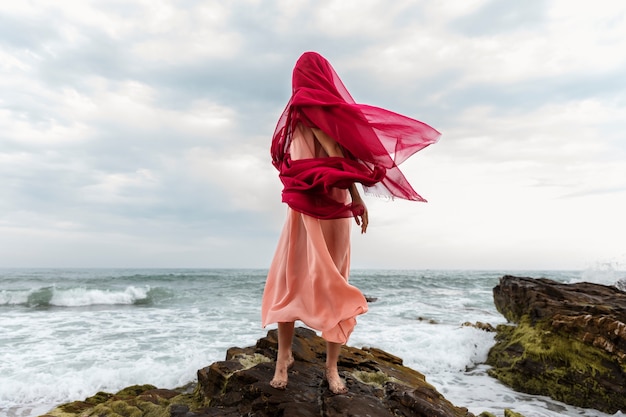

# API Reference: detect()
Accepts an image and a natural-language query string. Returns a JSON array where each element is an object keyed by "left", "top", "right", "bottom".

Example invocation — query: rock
[
  {"left": 41, "top": 385, "right": 180, "bottom": 417},
  {"left": 44, "top": 327, "right": 476, "bottom": 417},
  {"left": 196, "top": 327, "right": 475, "bottom": 417},
  {"left": 503, "top": 410, "right": 525, "bottom": 417},
  {"left": 462, "top": 322, "right": 496, "bottom": 332},
  {"left": 487, "top": 275, "right": 626, "bottom": 414},
  {"left": 477, "top": 411, "right": 523, "bottom": 417},
  {"left": 417, "top": 316, "right": 438, "bottom": 324}
]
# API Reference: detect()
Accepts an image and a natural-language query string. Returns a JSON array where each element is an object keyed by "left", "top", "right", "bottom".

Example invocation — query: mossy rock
[
  {"left": 46, "top": 385, "right": 193, "bottom": 417},
  {"left": 351, "top": 370, "right": 399, "bottom": 388},
  {"left": 477, "top": 410, "right": 526, "bottom": 417},
  {"left": 504, "top": 409, "right": 526, "bottom": 417},
  {"left": 115, "top": 384, "right": 157, "bottom": 397},
  {"left": 487, "top": 316, "right": 626, "bottom": 413},
  {"left": 53, "top": 391, "right": 114, "bottom": 415},
  {"left": 234, "top": 352, "right": 272, "bottom": 370}
]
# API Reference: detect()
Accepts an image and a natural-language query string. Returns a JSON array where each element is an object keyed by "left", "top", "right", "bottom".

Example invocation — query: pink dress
[{"left": 261, "top": 124, "right": 368, "bottom": 344}]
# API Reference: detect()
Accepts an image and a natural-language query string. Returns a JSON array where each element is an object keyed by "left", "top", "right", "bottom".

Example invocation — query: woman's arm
[
  {"left": 311, "top": 127, "right": 369, "bottom": 233},
  {"left": 348, "top": 183, "right": 368, "bottom": 234},
  {"left": 311, "top": 127, "right": 343, "bottom": 157}
]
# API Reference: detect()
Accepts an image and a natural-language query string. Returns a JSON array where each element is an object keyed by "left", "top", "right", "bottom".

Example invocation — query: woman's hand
[
  {"left": 353, "top": 203, "right": 369, "bottom": 234},
  {"left": 350, "top": 185, "right": 368, "bottom": 234}
]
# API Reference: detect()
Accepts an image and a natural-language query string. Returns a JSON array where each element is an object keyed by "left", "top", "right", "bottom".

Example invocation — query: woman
[{"left": 262, "top": 51, "right": 441, "bottom": 394}]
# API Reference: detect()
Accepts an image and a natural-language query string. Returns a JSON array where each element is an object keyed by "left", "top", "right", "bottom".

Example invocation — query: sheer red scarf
[{"left": 271, "top": 51, "right": 441, "bottom": 219}]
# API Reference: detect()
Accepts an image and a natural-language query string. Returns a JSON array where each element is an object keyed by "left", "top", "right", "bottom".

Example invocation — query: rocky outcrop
[
  {"left": 487, "top": 275, "right": 626, "bottom": 414},
  {"left": 44, "top": 327, "right": 476, "bottom": 417}
]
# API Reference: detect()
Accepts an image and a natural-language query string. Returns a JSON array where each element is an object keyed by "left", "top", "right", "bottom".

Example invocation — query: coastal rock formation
[
  {"left": 487, "top": 275, "right": 626, "bottom": 414},
  {"left": 44, "top": 327, "right": 475, "bottom": 417}
]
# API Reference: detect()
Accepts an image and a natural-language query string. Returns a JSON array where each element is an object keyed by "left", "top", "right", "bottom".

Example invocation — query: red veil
[{"left": 271, "top": 51, "right": 441, "bottom": 219}]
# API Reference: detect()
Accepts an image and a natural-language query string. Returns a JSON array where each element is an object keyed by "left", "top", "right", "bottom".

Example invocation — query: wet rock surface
[
  {"left": 43, "top": 327, "right": 476, "bottom": 417},
  {"left": 487, "top": 275, "right": 626, "bottom": 414}
]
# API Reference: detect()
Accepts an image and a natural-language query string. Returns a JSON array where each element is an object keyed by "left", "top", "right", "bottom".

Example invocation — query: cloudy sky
[{"left": 1, "top": 0, "right": 625, "bottom": 270}]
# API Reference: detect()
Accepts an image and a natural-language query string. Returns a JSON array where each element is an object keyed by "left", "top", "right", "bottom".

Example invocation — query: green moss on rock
[
  {"left": 54, "top": 391, "right": 114, "bottom": 415},
  {"left": 504, "top": 409, "right": 526, "bottom": 417},
  {"left": 236, "top": 352, "right": 271, "bottom": 370},
  {"left": 487, "top": 317, "right": 625, "bottom": 413},
  {"left": 351, "top": 370, "right": 400, "bottom": 388},
  {"left": 115, "top": 385, "right": 157, "bottom": 397},
  {"left": 89, "top": 398, "right": 171, "bottom": 417}
]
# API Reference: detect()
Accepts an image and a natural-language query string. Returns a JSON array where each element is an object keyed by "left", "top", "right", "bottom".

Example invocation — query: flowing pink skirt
[{"left": 261, "top": 208, "right": 368, "bottom": 344}]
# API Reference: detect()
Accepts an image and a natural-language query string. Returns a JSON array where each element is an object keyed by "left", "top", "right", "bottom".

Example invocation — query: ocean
[{"left": 1, "top": 268, "right": 624, "bottom": 417}]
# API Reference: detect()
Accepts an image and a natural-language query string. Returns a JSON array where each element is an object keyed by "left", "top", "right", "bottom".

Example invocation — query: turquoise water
[{"left": 0, "top": 268, "right": 622, "bottom": 417}]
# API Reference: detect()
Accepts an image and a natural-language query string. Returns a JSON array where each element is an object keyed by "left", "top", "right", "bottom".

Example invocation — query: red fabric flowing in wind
[{"left": 271, "top": 51, "right": 441, "bottom": 219}]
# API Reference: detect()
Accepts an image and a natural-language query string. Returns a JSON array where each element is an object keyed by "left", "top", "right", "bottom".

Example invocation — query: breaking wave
[{"left": 0, "top": 285, "right": 156, "bottom": 308}]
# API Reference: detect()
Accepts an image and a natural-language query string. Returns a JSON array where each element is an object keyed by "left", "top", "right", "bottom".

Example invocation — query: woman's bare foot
[
  {"left": 270, "top": 355, "right": 294, "bottom": 390},
  {"left": 325, "top": 366, "right": 348, "bottom": 395}
]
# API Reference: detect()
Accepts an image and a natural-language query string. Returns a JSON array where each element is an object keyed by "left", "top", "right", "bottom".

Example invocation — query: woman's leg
[
  {"left": 325, "top": 341, "right": 348, "bottom": 394},
  {"left": 270, "top": 322, "right": 295, "bottom": 389}
]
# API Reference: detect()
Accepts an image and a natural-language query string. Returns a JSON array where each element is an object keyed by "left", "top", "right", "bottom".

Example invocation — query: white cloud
[
  {"left": 350, "top": 1, "right": 626, "bottom": 93},
  {"left": 82, "top": 168, "right": 159, "bottom": 204},
  {"left": 0, "top": 107, "right": 93, "bottom": 146},
  {"left": 71, "top": 78, "right": 237, "bottom": 135},
  {"left": 545, "top": 1, "right": 626, "bottom": 72},
  {"left": 1, "top": 0, "right": 625, "bottom": 269},
  {"left": 129, "top": 2, "right": 243, "bottom": 64},
  {"left": 183, "top": 145, "right": 282, "bottom": 215}
]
